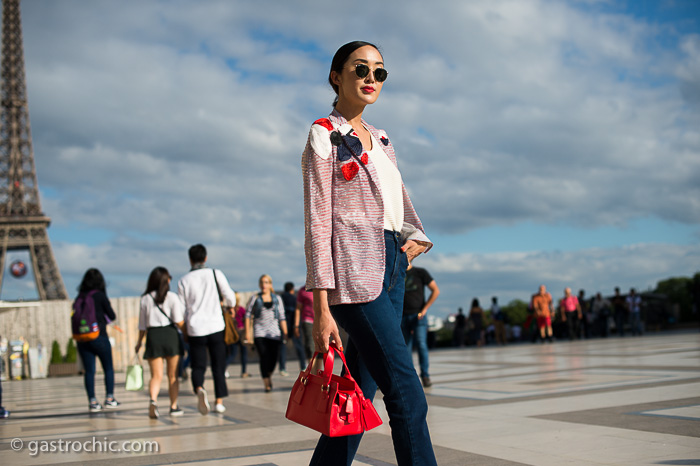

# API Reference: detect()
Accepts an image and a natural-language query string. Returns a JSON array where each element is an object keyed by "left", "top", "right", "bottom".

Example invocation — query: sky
[{"left": 1, "top": 0, "right": 698, "bottom": 319}]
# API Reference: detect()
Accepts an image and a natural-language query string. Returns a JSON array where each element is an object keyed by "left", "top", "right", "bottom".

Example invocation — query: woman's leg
[
  {"left": 266, "top": 339, "right": 281, "bottom": 376},
  {"left": 311, "top": 230, "right": 436, "bottom": 466},
  {"left": 93, "top": 335, "right": 115, "bottom": 398},
  {"left": 77, "top": 342, "right": 97, "bottom": 401},
  {"left": 148, "top": 357, "right": 163, "bottom": 403},
  {"left": 165, "top": 355, "right": 180, "bottom": 408}
]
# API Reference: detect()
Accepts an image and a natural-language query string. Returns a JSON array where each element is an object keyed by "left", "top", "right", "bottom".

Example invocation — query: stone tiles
[{"left": 0, "top": 330, "right": 698, "bottom": 465}]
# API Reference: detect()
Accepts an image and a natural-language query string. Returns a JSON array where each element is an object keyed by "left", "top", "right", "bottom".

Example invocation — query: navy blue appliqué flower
[
  {"left": 337, "top": 130, "right": 363, "bottom": 162},
  {"left": 330, "top": 130, "right": 342, "bottom": 147}
]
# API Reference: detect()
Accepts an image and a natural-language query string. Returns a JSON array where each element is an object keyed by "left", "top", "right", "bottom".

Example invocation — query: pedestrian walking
[
  {"left": 245, "top": 275, "right": 288, "bottom": 393},
  {"left": 177, "top": 244, "right": 236, "bottom": 415},
  {"left": 278, "top": 282, "right": 306, "bottom": 375},
  {"left": 74, "top": 268, "right": 120, "bottom": 412},
  {"left": 401, "top": 263, "right": 440, "bottom": 387},
  {"left": 135, "top": 267, "right": 185, "bottom": 418},
  {"left": 303, "top": 41, "right": 437, "bottom": 465}
]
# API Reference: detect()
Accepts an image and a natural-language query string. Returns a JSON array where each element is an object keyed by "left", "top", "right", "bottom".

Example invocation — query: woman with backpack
[
  {"left": 134, "top": 267, "right": 185, "bottom": 419},
  {"left": 244, "top": 274, "right": 288, "bottom": 392},
  {"left": 73, "top": 268, "right": 120, "bottom": 412}
]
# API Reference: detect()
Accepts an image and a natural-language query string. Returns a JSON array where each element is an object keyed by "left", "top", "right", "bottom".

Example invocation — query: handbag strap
[
  {"left": 213, "top": 269, "right": 226, "bottom": 317},
  {"left": 151, "top": 294, "right": 175, "bottom": 326},
  {"left": 303, "top": 342, "right": 364, "bottom": 394}
]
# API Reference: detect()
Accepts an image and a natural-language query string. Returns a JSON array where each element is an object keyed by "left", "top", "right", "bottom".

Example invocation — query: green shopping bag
[{"left": 125, "top": 354, "right": 144, "bottom": 391}]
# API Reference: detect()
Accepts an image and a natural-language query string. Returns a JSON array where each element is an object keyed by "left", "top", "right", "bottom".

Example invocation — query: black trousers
[
  {"left": 565, "top": 312, "right": 579, "bottom": 340},
  {"left": 189, "top": 330, "right": 228, "bottom": 399},
  {"left": 254, "top": 337, "right": 281, "bottom": 379}
]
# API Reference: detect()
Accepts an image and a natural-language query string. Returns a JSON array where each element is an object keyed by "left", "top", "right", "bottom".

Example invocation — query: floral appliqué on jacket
[{"left": 310, "top": 118, "right": 373, "bottom": 181}]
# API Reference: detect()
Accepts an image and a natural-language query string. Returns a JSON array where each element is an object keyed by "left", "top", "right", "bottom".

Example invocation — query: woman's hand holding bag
[{"left": 285, "top": 342, "right": 382, "bottom": 437}]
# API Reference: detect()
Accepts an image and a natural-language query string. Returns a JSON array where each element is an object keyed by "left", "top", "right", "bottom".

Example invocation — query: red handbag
[{"left": 285, "top": 342, "right": 383, "bottom": 437}]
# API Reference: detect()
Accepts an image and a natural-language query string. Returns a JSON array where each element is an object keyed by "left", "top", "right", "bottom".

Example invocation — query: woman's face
[
  {"left": 259, "top": 276, "right": 273, "bottom": 293},
  {"left": 332, "top": 45, "right": 385, "bottom": 108}
]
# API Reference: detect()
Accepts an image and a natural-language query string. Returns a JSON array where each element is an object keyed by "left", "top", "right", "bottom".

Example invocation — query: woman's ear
[{"left": 330, "top": 70, "right": 341, "bottom": 88}]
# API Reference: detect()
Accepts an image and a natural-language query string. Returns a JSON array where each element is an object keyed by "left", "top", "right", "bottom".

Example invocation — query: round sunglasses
[{"left": 353, "top": 63, "right": 388, "bottom": 82}]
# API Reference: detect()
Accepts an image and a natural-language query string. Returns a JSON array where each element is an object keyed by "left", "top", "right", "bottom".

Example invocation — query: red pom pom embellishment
[
  {"left": 313, "top": 118, "right": 334, "bottom": 131},
  {"left": 341, "top": 161, "right": 359, "bottom": 181},
  {"left": 360, "top": 153, "right": 369, "bottom": 164}
]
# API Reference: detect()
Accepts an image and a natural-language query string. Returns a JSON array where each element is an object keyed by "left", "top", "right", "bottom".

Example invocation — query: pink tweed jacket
[{"left": 302, "top": 109, "right": 432, "bottom": 306}]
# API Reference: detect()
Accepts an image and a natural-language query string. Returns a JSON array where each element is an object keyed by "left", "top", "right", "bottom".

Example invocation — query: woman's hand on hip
[{"left": 401, "top": 239, "right": 427, "bottom": 265}]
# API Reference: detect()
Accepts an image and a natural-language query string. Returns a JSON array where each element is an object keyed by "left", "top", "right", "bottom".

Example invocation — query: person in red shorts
[{"left": 532, "top": 285, "right": 554, "bottom": 343}]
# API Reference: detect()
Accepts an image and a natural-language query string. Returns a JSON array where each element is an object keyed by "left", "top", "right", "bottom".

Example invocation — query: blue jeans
[
  {"left": 226, "top": 340, "right": 248, "bottom": 374},
  {"left": 77, "top": 334, "right": 114, "bottom": 401},
  {"left": 279, "top": 311, "right": 307, "bottom": 372},
  {"left": 310, "top": 230, "right": 437, "bottom": 466},
  {"left": 630, "top": 312, "right": 642, "bottom": 336},
  {"left": 401, "top": 313, "right": 430, "bottom": 379}
]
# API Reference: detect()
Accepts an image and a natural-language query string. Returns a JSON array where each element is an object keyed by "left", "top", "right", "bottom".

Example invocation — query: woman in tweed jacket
[{"left": 303, "top": 41, "right": 437, "bottom": 466}]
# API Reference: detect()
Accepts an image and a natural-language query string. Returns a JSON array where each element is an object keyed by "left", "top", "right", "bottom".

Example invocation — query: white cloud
[{"left": 5, "top": 0, "right": 696, "bottom": 307}]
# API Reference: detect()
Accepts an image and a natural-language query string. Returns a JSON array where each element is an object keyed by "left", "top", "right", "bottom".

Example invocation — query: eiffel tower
[{"left": 0, "top": 0, "right": 67, "bottom": 300}]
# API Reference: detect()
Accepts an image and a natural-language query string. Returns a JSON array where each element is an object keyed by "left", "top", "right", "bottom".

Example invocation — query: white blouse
[
  {"left": 138, "top": 291, "right": 185, "bottom": 331},
  {"left": 367, "top": 132, "right": 404, "bottom": 232}
]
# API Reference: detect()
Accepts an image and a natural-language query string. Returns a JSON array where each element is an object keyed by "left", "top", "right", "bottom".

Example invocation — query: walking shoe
[
  {"left": 89, "top": 401, "right": 103, "bottom": 412},
  {"left": 280, "top": 370, "right": 289, "bottom": 377},
  {"left": 224, "top": 370, "right": 230, "bottom": 378},
  {"left": 104, "top": 397, "right": 121, "bottom": 408},
  {"left": 214, "top": 403, "right": 226, "bottom": 414},
  {"left": 241, "top": 372, "right": 250, "bottom": 378},
  {"left": 0, "top": 408, "right": 10, "bottom": 419},
  {"left": 148, "top": 401, "right": 159, "bottom": 419},
  {"left": 169, "top": 406, "right": 184, "bottom": 417},
  {"left": 197, "top": 387, "right": 210, "bottom": 415},
  {"left": 421, "top": 376, "right": 433, "bottom": 388}
]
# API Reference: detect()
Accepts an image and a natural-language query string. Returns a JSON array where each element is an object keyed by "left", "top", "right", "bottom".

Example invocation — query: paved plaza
[{"left": 0, "top": 330, "right": 698, "bottom": 465}]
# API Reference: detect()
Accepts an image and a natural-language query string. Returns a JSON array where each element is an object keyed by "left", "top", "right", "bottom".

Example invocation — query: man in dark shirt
[
  {"left": 279, "top": 282, "right": 306, "bottom": 375},
  {"left": 401, "top": 264, "right": 440, "bottom": 388},
  {"left": 612, "top": 287, "right": 627, "bottom": 337}
]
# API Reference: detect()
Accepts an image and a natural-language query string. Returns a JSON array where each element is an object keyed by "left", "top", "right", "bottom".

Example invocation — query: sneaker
[
  {"left": 169, "top": 406, "right": 184, "bottom": 417},
  {"left": 280, "top": 370, "right": 289, "bottom": 377},
  {"left": 224, "top": 370, "right": 230, "bottom": 378},
  {"left": 214, "top": 403, "right": 226, "bottom": 414},
  {"left": 89, "top": 401, "right": 103, "bottom": 412},
  {"left": 149, "top": 401, "right": 159, "bottom": 419},
  {"left": 421, "top": 376, "right": 433, "bottom": 388},
  {"left": 104, "top": 397, "right": 121, "bottom": 409},
  {"left": 197, "top": 387, "right": 210, "bottom": 415},
  {"left": 241, "top": 372, "right": 250, "bottom": 379},
  {"left": 0, "top": 408, "right": 9, "bottom": 419}
]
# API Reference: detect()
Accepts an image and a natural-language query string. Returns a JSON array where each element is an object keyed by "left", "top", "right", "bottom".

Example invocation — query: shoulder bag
[{"left": 214, "top": 270, "right": 239, "bottom": 345}]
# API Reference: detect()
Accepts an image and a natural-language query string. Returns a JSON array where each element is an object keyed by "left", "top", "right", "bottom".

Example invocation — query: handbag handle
[
  {"left": 129, "top": 353, "right": 142, "bottom": 366},
  {"left": 302, "top": 342, "right": 367, "bottom": 396}
]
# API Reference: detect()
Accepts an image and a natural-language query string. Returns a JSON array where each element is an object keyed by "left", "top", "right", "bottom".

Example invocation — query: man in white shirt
[{"left": 178, "top": 244, "right": 236, "bottom": 415}]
